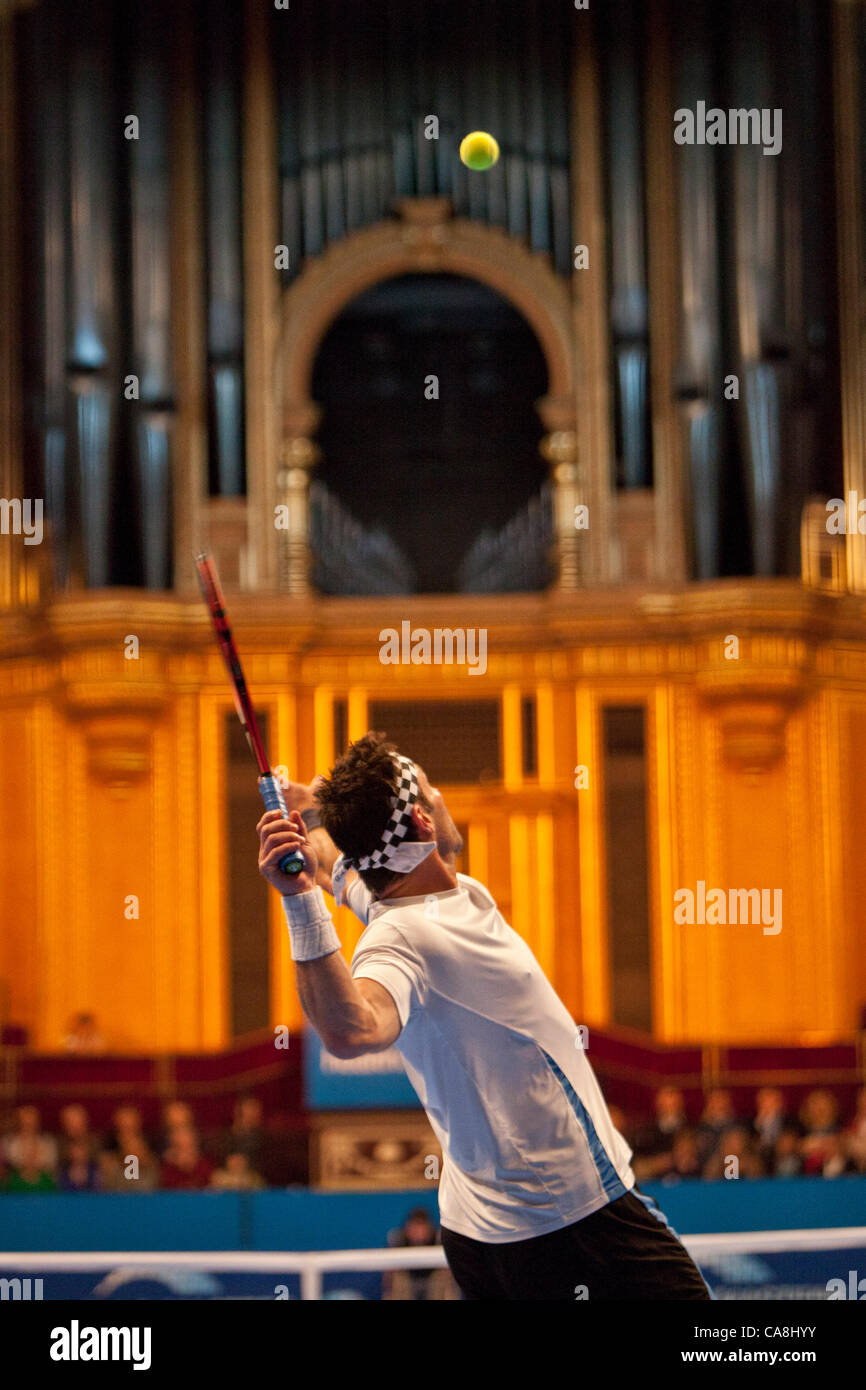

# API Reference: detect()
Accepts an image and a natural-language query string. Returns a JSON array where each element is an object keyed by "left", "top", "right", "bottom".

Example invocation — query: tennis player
[{"left": 257, "top": 733, "right": 713, "bottom": 1301}]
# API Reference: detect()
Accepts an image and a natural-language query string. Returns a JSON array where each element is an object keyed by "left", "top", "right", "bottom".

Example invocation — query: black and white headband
[{"left": 331, "top": 753, "right": 435, "bottom": 904}]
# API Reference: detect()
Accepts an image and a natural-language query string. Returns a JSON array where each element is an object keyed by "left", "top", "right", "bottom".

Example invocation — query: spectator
[
  {"left": 210, "top": 1151, "right": 266, "bottom": 1191},
  {"left": 160, "top": 1127, "right": 214, "bottom": 1189},
  {"left": 646, "top": 1085, "right": 687, "bottom": 1145},
  {"left": 58, "top": 1103, "right": 99, "bottom": 1164},
  {"left": 657, "top": 1128, "right": 703, "bottom": 1183},
  {"left": 817, "top": 1132, "right": 855, "bottom": 1179},
  {"left": 799, "top": 1090, "right": 840, "bottom": 1175},
  {"left": 160, "top": 1101, "right": 196, "bottom": 1157},
  {"left": 702, "top": 1124, "right": 765, "bottom": 1180},
  {"left": 96, "top": 1150, "right": 125, "bottom": 1192},
  {"left": 122, "top": 1139, "right": 160, "bottom": 1191},
  {"left": 63, "top": 1011, "right": 105, "bottom": 1053},
  {"left": 697, "top": 1089, "right": 737, "bottom": 1164},
  {"left": 632, "top": 1086, "right": 688, "bottom": 1180},
  {"left": 384, "top": 1208, "right": 454, "bottom": 1301},
  {"left": 220, "top": 1095, "right": 270, "bottom": 1171},
  {"left": 607, "top": 1104, "right": 633, "bottom": 1149},
  {"left": 58, "top": 1138, "right": 100, "bottom": 1193},
  {"left": 772, "top": 1125, "right": 804, "bottom": 1177},
  {"left": 2, "top": 1105, "right": 58, "bottom": 1176},
  {"left": 752, "top": 1087, "right": 789, "bottom": 1161},
  {"left": 102, "top": 1125, "right": 159, "bottom": 1191},
  {"left": 844, "top": 1088, "right": 866, "bottom": 1174},
  {"left": 105, "top": 1105, "right": 148, "bottom": 1158},
  {"left": 3, "top": 1137, "right": 58, "bottom": 1193}
]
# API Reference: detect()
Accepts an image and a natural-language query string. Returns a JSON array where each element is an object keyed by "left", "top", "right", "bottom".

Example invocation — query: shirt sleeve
[{"left": 351, "top": 923, "right": 427, "bottom": 1029}]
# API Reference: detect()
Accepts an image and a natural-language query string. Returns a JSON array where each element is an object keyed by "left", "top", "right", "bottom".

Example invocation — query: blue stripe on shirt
[{"left": 541, "top": 1049, "right": 627, "bottom": 1204}]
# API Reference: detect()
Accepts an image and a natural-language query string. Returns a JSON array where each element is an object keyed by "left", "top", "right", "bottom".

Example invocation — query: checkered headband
[{"left": 330, "top": 754, "right": 435, "bottom": 905}]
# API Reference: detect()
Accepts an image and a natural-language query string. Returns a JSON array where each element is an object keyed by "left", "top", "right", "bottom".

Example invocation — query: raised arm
[{"left": 256, "top": 810, "right": 400, "bottom": 1058}]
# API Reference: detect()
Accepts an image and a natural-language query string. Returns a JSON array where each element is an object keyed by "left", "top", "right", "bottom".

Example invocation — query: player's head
[{"left": 316, "top": 731, "right": 457, "bottom": 896}]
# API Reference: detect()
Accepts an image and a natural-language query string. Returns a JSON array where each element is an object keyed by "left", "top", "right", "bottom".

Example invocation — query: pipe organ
[{"left": 1, "top": 0, "right": 865, "bottom": 1052}]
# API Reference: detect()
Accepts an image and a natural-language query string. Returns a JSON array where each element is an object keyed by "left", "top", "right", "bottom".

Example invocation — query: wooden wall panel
[
  {"left": 0, "top": 707, "right": 38, "bottom": 1029},
  {"left": 78, "top": 769, "right": 158, "bottom": 1049},
  {"left": 838, "top": 698, "right": 866, "bottom": 1022},
  {"left": 710, "top": 745, "right": 796, "bottom": 1038},
  {"left": 1, "top": 583, "right": 865, "bottom": 1051}
]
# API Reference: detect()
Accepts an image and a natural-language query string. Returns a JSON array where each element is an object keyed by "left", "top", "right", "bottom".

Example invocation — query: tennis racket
[{"left": 195, "top": 552, "right": 304, "bottom": 877}]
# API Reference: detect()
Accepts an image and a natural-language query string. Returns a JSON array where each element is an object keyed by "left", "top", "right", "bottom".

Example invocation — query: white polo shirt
[{"left": 347, "top": 873, "right": 635, "bottom": 1244}]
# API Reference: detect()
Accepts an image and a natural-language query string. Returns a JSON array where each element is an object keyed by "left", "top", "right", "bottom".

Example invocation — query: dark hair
[
  {"left": 406, "top": 1207, "right": 432, "bottom": 1225},
  {"left": 315, "top": 732, "right": 431, "bottom": 896}
]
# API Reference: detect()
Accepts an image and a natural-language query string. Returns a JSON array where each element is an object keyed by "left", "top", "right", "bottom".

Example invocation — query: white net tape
[{"left": 2, "top": 1229, "right": 864, "bottom": 1300}]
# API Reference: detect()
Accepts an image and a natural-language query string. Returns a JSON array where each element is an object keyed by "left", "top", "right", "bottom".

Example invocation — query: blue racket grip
[{"left": 259, "top": 774, "right": 305, "bottom": 875}]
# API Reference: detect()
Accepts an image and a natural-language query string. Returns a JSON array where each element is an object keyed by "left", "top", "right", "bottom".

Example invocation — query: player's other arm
[
  {"left": 256, "top": 810, "right": 400, "bottom": 1058},
  {"left": 270, "top": 777, "right": 359, "bottom": 900}
]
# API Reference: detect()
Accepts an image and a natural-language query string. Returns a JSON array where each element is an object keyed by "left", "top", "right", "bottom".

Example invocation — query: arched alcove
[
  {"left": 274, "top": 200, "right": 582, "bottom": 594},
  {"left": 310, "top": 272, "right": 550, "bottom": 593}
]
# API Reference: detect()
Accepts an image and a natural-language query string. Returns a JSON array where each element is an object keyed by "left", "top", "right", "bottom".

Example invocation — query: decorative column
[
  {"left": 644, "top": 0, "right": 687, "bottom": 583},
  {"left": 604, "top": 0, "right": 650, "bottom": 492},
  {"left": 14, "top": 0, "right": 66, "bottom": 598},
  {"left": 170, "top": 0, "right": 206, "bottom": 596},
  {"left": 0, "top": 4, "right": 32, "bottom": 609},
  {"left": 728, "top": 5, "right": 787, "bottom": 577},
  {"left": 346, "top": 688, "right": 369, "bottom": 744},
  {"left": 243, "top": 0, "right": 281, "bottom": 591},
  {"left": 834, "top": 0, "right": 866, "bottom": 593},
  {"left": 501, "top": 685, "right": 524, "bottom": 791},
  {"left": 671, "top": 5, "right": 724, "bottom": 580},
  {"left": 129, "top": 1, "right": 174, "bottom": 591},
  {"left": 66, "top": 12, "right": 120, "bottom": 588},
  {"left": 570, "top": 12, "right": 615, "bottom": 584},
  {"left": 538, "top": 402, "right": 582, "bottom": 590},
  {"left": 277, "top": 404, "right": 320, "bottom": 595}
]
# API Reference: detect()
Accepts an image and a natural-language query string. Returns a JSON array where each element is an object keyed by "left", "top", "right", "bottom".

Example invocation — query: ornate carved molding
[
  {"left": 63, "top": 685, "right": 169, "bottom": 792},
  {"left": 310, "top": 1110, "right": 442, "bottom": 1190},
  {"left": 696, "top": 668, "right": 810, "bottom": 773},
  {"left": 277, "top": 199, "right": 575, "bottom": 412}
]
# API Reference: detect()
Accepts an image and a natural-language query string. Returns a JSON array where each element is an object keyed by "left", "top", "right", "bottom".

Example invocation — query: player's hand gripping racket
[{"left": 195, "top": 552, "right": 304, "bottom": 877}]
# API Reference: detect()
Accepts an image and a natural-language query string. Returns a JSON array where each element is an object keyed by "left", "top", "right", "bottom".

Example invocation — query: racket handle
[{"left": 259, "top": 774, "right": 305, "bottom": 876}]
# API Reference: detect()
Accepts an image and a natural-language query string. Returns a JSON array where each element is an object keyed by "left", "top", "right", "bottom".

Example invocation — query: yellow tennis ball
[{"left": 459, "top": 131, "right": 500, "bottom": 171}]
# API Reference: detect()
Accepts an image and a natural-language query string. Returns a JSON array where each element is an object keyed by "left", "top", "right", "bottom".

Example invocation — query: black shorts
[{"left": 441, "top": 1187, "right": 713, "bottom": 1301}]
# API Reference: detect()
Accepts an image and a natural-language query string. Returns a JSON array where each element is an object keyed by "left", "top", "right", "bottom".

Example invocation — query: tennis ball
[{"left": 459, "top": 131, "right": 500, "bottom": 171}]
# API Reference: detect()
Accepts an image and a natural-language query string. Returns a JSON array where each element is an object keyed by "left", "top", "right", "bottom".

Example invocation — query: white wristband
[{"left": 281, "top": 887, "right": 342, "bottom": 962}]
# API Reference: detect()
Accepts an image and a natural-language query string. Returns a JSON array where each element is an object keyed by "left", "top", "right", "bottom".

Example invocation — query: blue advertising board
[
  {"left": 302, "top": 1026, "right": 420, "bottom": 1109},
  {"left": 2, "top": 1182, "right": 865, "bottom": 1300}
]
